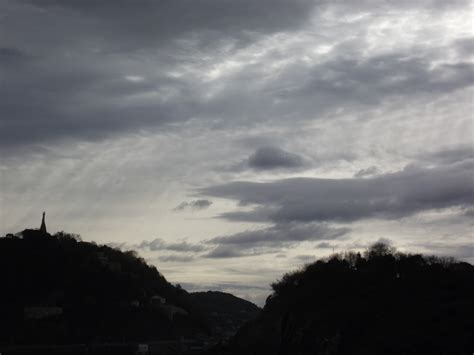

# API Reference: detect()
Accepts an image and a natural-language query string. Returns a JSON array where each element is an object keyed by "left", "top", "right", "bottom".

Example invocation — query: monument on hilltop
[{"left": 40, "top": 211, "right": 47, "bottom": 233}]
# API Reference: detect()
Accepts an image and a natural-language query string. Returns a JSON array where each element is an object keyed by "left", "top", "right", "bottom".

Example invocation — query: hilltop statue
[{"left": 40, "top": 211, "right": 47, "bottom": 233}]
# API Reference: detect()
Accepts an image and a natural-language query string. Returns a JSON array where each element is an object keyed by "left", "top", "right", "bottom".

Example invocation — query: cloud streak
[
  {"left": 137, "top": 238, "right": 206, "bottom": 253},
  {"left": 173, "top": 199, "right": 213, "bottom": 211},
  {"left": 204, "top": 223, "right": 350, "bottom": 258},
  {"left": 201, "top": 159, "right": 474, "bottom": 224}
]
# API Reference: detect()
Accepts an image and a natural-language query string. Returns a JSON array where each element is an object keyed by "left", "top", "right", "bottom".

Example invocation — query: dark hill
[
  {"left": 189, "top": 291, "right": 260, "bottom": 338},
  {"left": 0, "top": 229, "right": 211, "bottom": 345},
  {"left": 209, "top": 243, "right": 474, "bottom": 355}
]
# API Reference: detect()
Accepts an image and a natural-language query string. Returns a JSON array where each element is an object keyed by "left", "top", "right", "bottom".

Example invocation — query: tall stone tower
[{"left": 40, "top": 211, "right": 47, "bottom": 233}]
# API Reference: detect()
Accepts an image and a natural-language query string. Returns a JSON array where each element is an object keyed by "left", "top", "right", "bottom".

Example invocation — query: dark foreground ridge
[
  {"left": 209, "top": 243, "right": 474, "bottom": 355},
  {"left": 1, "top": 226, "right": 473, "bottom": 355},
  {"left": 0, "top": 229, "right": 260, "bottom": 354}
]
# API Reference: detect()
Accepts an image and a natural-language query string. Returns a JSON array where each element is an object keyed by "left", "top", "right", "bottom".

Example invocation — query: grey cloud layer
[
  {"left": 23, "top": 0, "right": 315, "bottom": 48},
  {"left": 2, "top": 45, "right": 470, "bottom": 149},
  {"left": 208, "top": 223, "right": 348, "bottom": 246},
  {"left": 1, "top": 0, "right": 472, "bottom": 279},
  {"left": 201, "top": 160, "right": 474, "bottom": 224},
  {"left": 420, "top": 146, "right": 474, "bottom": 165},
  {"left": 137, "top": 238, "right": 206, "bottom": 252},
  {"left": 1, "top": 0, "right": 472, "bottom": 151},
  {"left": 130, "top": 223, "right": 349, "bottom": 260}
]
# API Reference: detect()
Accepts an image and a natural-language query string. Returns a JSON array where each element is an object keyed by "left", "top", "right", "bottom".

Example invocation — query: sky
[{"left": 1, "top": 0, "right": 473, "bottom": 305}]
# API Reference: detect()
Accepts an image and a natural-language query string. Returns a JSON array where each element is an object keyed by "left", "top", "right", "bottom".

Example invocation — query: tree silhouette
[{"left": 212, "top": 242, "right": 474, "bottom": 355}]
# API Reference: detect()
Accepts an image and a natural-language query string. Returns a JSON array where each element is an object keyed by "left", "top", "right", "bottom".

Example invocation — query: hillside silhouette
[
  {"left": 210, "top": 243, "right": 474, "bottom": 355},
  {"left": 2, "top": 228, "right": 473, "bottom": 355},
  {"left": 0, "top": 229, "right": 259, "bottom": 349},
  {"left": 189, "top": 291, "right": 260, "bottom": 339}
]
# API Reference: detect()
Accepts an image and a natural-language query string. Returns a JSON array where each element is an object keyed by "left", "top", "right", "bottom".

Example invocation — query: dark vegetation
[
  {"left": 2, "top": 228, "right": 473, "bottom": 355},
  {"left": 211, "top": 243, "right": 474, "bottom": 355},
  {"left": 189, "top": 291, "right": 260, "bottom": 339},
  {"left": 0, "top": 229, "right": 258, "bottom": 348}
]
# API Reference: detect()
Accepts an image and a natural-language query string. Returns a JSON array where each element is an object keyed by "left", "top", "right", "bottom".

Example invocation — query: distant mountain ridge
[{"left": 189, "top": 291, "right": 260, "bottom": 338}]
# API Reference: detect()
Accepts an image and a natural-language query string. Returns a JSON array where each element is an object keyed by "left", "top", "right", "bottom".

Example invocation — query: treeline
[
  {"left": 211, "top": 242, "right": 474, "bottom": 355},
  {"left": 0, "top": 229, "right": 209, "bottom": 344}
]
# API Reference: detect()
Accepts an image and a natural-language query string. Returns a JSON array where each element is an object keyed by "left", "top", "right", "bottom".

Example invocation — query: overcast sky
[{"left": 1, "top": 0, "right": 473, "bottom": 305}]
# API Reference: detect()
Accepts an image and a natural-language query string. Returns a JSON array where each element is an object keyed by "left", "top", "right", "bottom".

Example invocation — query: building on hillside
[{"left": 151, "top": 295, "right": 166, "bottom": 305}]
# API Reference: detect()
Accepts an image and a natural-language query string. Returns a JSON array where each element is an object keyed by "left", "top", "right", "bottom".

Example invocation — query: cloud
[
  {"left": 106, "top": 242, "right": 128, "bottom": 250},
  {"left": 137, "top": 238, "right": 206, "bottom": 252},
  {"left": 144, "top": 225, "right": 344, "bottom": 258},
  {"left": 1, "top": 0, "right": 472, "bottom": 153},
  {"left": 204, "top": 223, "right": 350, "bottom": 258},
  {"left": 204, "top": 245, "right": 250, "bottom": 259},
  {"left": 274, "top": 53, "right": 474, "bottom": 117},
  {"left": 157, "top": 254, "right": 195, "bottom": 263},
  {"left": 463, "top": 209, "right": 474, "bottom": 218},
  {"left": 0, "top": 47, "right": 29, "bottom": 64},
  {"left": 294, "top": 254, "right": 317, "bottom": 263},
  {"left": 354, "top": 166, "right": 380, "bottom": 178},
  {"left": 23, "top": 0, "right": 317, "bottom": 49},
  {"left": 173, "top": 199, "right": 213, "bottom": 211},
  {"left": 248, "top": 146, "right": 307, "bottom": 170},
  {"left": 0, "top": 0, "right": 472, "bottom": 310},
  {"left": 454, "top": 37, "right": 474, "bottom": 57},
  {"left": 316, "top": 242, "right": 337, "bottom": 249},
  {"left": 201, "top": 159, "right": 474, "bottom": 224}
]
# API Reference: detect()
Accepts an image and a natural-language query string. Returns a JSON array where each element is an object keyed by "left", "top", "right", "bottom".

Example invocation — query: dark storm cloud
[
  {"left": 137, "top": 238, "right": 206, "bottom": 252},
  {"left": 23, "top": 0, "right": 316, "bottom": 49},
  {"left": 173, "top": 199, "right": 213, "bottom": 211},
  {"left": 201, "top": 159, "right": 474, "bottom": 224},
  {"left": 1, "top": 0, "right": 472, "bottom": 162},
  {"left": 0, "top": 0, "right": 313, "bottom": 147},
  {"left": 0, "top": 47, "right": 29, "bottom": 64},
  {"left": 248, "top": 146, "right": 307, "bottom": 170},
  {"left": 204, "top": 223, "right": 350, "bottom": 258},
  {"left": 1, "top": 0, "right": 472, "bottom": 152},
  {"left": 0, "top": 53, "right": 194, "bottom": 148},
  {"left": 30, "top": 0, "right": 469, "bottom": 39},
  {"left": 0, "top": 0, "right": 314, "bottom": 150}
]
